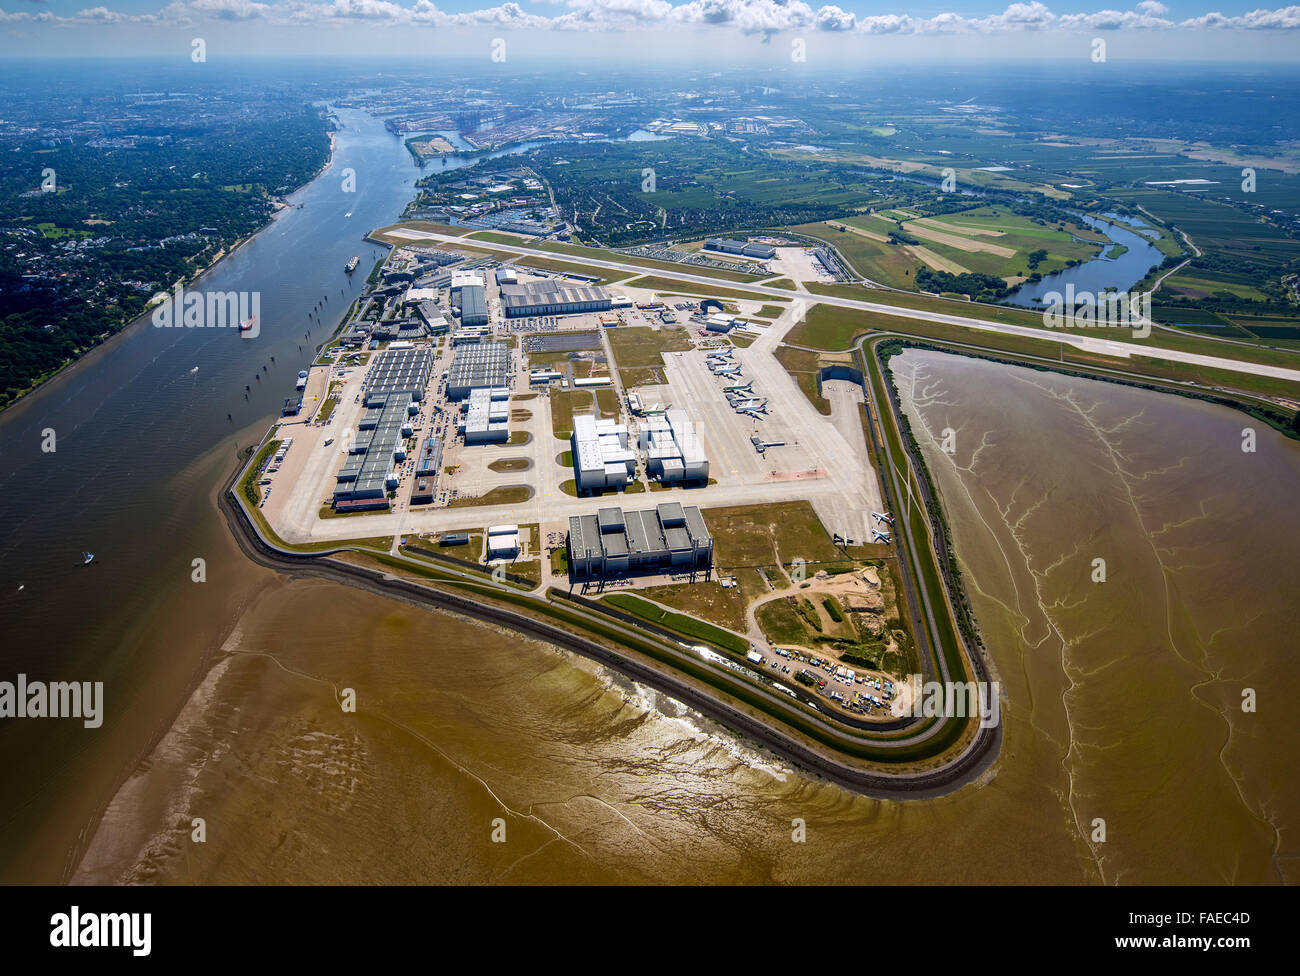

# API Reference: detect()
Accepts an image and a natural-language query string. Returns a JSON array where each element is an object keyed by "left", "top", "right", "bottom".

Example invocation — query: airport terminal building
[{"left": 567, "top": 503, "right": 714, "bottom": 580}]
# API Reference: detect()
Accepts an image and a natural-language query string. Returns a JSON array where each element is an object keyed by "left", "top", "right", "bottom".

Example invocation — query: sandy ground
[
  {"left": 903, "top": 222, "right": 1016, "bottom": 257},
  {"left": 905, "top": 245, "right": 970, "bottom": 275}
]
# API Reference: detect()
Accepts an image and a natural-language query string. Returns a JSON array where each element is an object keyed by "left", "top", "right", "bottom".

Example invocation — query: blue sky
[{"left": 2, "top": 1, "right": 1298, "bottom": 60}]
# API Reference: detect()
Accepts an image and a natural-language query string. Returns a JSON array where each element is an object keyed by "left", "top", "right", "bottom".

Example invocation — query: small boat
[
  {"left": 82, "top": 552, "right": 95, "bottom": 566},
  {"left": 238, "top": 315, "right": 256, "bottom": 332},
  {"left": 344, "top": 212, "right": 353, "bottom": 219},
  {"left": 189, "top": 366, "right": 199, "bottom": 374}
]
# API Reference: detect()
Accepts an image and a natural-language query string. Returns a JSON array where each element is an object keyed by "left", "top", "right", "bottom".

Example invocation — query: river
[
  {"left": 0, "top": 106, "right": 421, "bottom": 880},
  {"left": 1007, "top": 213, "right": 1165, "bottom": 307}
]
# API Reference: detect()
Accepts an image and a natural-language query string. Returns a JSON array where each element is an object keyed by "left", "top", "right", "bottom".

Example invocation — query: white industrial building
[
  {"left": 403, "top": 286, "right": 439, "bottom": 306},
  {"left": 460, "top": 386, "right": 510, "bottom": 444},
  {"left": 571, "top": 413, "right": 637, "bottom": 492},
  {"left": 639, "top": 408, "right": 709, "bottom": 483},
  {"left": 705, "top": 313, "right": 734, "bottom": 332},
  {"left": 486, "top": 523, "right": 520, "bottom": 559},
  {"left": 450, "top": 270, "right": 486, "bottom": 293}
]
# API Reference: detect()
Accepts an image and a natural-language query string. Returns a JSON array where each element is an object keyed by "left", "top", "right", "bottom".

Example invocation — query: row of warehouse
[{"left": 332, "top": 347, "right": 433, "bottom": 511}]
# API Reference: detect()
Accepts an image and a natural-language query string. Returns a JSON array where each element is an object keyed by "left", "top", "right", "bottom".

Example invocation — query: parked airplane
[
  {"left": 872, "top": 511, "right": 894, "bottom": 525},
  {"left": 871, "top": 530, "right": 892, "bottom": 544}
]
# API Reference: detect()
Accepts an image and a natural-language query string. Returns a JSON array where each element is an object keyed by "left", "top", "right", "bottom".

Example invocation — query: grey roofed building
[
  {"left": 566, "top": 502, "right": 713, "bottom": 581},
  {"left": 458, "top": 283, "right": 488, "bottom": 326},
  {"left": 446, "top": 340, "right": 511, "bottom": 400},
  {"left": 499, "top": 279, "right": 611, "bottom": 318},
  {"left": 704, "top": 238, "right": 776, "bottom": 260}
]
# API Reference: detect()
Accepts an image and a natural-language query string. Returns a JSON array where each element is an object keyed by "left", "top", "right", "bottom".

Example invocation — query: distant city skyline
[{"left": 2, "top": 1, "right": 1299, "bottom": 60}]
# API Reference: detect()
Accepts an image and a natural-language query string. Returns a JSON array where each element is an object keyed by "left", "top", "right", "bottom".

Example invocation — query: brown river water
[{"left": 64, "top": 349, "right": 1296, "bottom": 884}]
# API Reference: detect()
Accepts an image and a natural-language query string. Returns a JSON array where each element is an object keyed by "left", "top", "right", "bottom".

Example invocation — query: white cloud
[
  {"left": 190, "top": 0, "right": 270, "bottom": 19},
  {"left": 1180, "top": 6, "right": 1300, "bottom": 28},
  {"left": 814, "top": 4, "right": 855, "bottom": 30},
  {"left": 21, "top": 2, "right": 1300, "bottom": 34}
]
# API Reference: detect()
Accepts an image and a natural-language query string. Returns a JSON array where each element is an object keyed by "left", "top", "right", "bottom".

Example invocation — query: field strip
[
  {"left": 904, "top": 222, "right": 1016, "bottom": 257},
  {"left": 829, "top": 221, "right": 890, "bottom": 243},
  {"left": 905, "top": 245, "right": 970, "bottom": 275},
  {"left": 912, "top": 217, "right": 1008, "bottom": 238}
]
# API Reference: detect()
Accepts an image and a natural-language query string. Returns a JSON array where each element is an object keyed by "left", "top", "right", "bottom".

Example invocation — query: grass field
[
  {"left": 619, "top": 366, "right": 664, "bottom": 387},
  {"left": 550, "top": 389, "right": 599, "bottom": 437},
  {"left": 1164, "top": 272, "right": 1270, "bottom": 302},
  {"left": 447, "top": 485, "right": 534, "bottom": 508},
  {"left": 606, "top": 325, "right": 695, "bottom": 368},
  {"left": 623, "top": 276, "right": 788, "bottom": 304},
  {"left": 601, "top": 593, "right": 749, "bottom": 655},
  {"left": 511, "top": 256, "right": 634, "bottom": 284},
  {"left": 536, "top": 241, "right": 764, "bottom": 282},
  {"left": 774, "top": 346, "right": 832, "bottom": 415},
  {"left": 793, "top": 206, "right": 1105, "bottom": 288},
  {"left": 705, "top": 500, "right": 845, "bottom": 570},
  {"left": 487, "top": 458, "right": 531, "bottom": 472}
]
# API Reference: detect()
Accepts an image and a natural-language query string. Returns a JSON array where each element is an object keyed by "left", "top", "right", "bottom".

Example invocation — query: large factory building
[
  {"left": 571, "top": 413, "right": 636, "bottom": 492},
  {"left": 704, "top": 238, "right": 777, "bottom": 260},
  {"left": 446, "top": 341, "right": 511, "bottom": 400},
  {"left": 567, "top": 503, "right": 713, "bottom": 581},
  {"left": 639, "top": 408, "right": 709, "bottom": 483},
  {"left": 500, "top": 279, "right": 611, "bottom": 318}
]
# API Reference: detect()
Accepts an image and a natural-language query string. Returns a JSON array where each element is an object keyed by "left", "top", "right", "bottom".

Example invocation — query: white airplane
[
  {"left": 871, "top": 530, "right": 892, "bottom": 544},
  {"left": 872, "top": 511, "right": 894, "bottom": 525}
]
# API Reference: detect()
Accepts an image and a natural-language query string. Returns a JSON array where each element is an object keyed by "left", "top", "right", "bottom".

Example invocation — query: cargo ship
[{"left": 345, "top": 255, "right": 360, "bottom": 273}]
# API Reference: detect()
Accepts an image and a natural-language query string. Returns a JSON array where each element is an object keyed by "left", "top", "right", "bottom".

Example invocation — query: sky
[{"left": 1, "top": 0, "right": 1298, "bottom": 60}]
